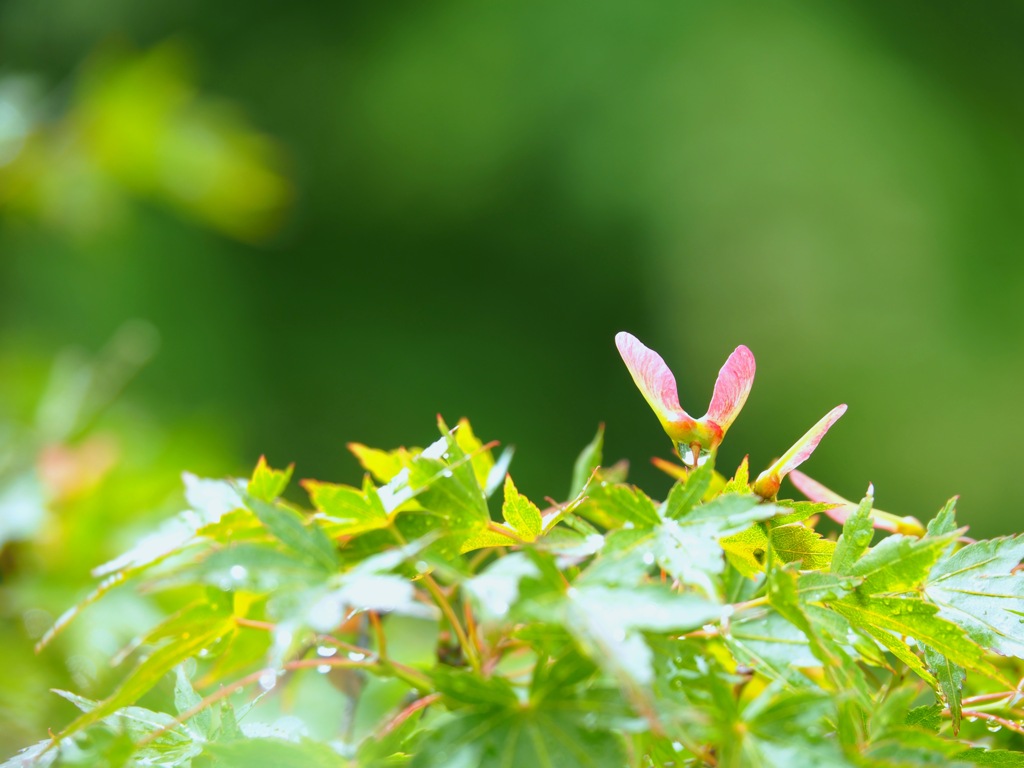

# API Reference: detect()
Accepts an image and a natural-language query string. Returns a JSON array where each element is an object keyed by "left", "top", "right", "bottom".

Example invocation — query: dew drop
[
  {"left": 987, "top": 722, "right": 1003, "bottom": 733},
  {"left": 258, "top": 670, "right": 278, "bottom": 691},
  {"left": 967, "top": 716, "right": 978, "bottom": 723},
  {"left": 347, "top": 651, "right": 367, "bottom": 662},
  {"left": 317, "top": 664, "right": 332, "bottom": 674},
  {"left": 316, "top": 645, "right": 337, "bottom": 657},
  {"left": 229, "top": 565, "right": 248, "bottom": 581},
  {"left": 642, "top": 552, "right": 655, "bottom": 566},
  {"left": 678, "top": 444, "right": 712, "bottom": 467}
]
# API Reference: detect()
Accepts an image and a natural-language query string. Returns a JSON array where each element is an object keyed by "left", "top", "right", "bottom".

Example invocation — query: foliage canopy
[{"left": 6, "top": 336, "right": 1024, "bottom": 767}]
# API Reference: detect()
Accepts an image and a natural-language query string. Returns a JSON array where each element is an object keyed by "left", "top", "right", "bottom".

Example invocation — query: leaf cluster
[{"left": 7, "top": 419, "right": 1024, "bottom": 767}]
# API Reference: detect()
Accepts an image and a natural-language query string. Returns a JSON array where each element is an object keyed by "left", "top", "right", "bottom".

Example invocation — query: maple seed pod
[
  {"left": 615, "top": 332, "right": 755, "bottom": 463},
  {"left": 752, "top": 405, "right": 847, "bottom": 499}
]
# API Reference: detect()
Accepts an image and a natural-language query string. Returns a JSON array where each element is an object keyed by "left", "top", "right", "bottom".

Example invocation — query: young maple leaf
[
  {"left": 615, "top": 332, "right": 755, "bottom": 463},
  {"left": 750, "top": 405, "right": 847, "bottom": 499}
]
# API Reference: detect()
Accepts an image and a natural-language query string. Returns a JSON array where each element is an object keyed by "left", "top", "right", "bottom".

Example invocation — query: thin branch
[
  {"left": 958, "top": 709, "right": 1024, "bottom": 737},
  {"left": 369, "top": 611, "right": 387, "bottom": 659},
  {"left": 378, "top": 693, "right": 442, "bottom": 739},
  {"left": 421, "top": 573, "right": 480, "bottom": 673}
]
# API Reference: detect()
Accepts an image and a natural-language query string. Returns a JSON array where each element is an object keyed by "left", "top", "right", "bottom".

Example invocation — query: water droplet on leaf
[{"left": 258, "top": 670, "right": 278, "bottom": 691}]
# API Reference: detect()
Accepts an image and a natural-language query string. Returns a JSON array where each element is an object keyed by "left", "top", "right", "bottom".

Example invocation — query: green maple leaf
[
  {"left": 830, "top": 494, "right": 875, "bottom": 575},
  {"left": 830, "top": 596, "right": 985, "bottom": 684},
  {"left": 412, "top": 666, "right": 628, "bottom": 768},
  {"left": 727, "top": 609, "right": 820, "bottom": 685},
  {"left": 569, "top": 423, "right": 605, "bottom": 499},
  {"left": 768, "top": 567, "right": 871, "bottom": 747},
  {"left": 305, "top": 475, "right": 390, "bottom": 537},
  {"left": 654, "top": 493, "right": 779, "bottom": 594},
  {"left": 770, "top": 524, "right": 835, "bottom": 571},
  {"left": 844, "top": 529, "right": 960, "bottom": 595},
  {"left": 925, "top": 646, "right": 966, "bottom": 735},
  {"left": 924, "top": 535, "right": 1024, "bottom": 658},
  {"left": 248, "top": 456, "right": 294, "bottom": 502}
]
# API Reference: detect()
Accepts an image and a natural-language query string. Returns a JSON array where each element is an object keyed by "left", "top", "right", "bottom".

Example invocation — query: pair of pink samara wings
[{"left": 615, "top": 332, "right": 922, "bottom": 535}]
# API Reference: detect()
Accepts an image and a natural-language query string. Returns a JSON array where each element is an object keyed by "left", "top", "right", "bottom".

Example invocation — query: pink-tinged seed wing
[
  {"left": 704, "top": 345, "right": 755, "bottom": 434},
  {"left": 753, "top": 404, "right": 847, "bottom": 498},
  {"left": 789, "top": 469, "right": 859, "bottom": 526},
  {"left": 767, "top": 404, "right": 847, "bottom": 480},
  {"left": 615, "top": 332, "right": 690, "bottom": 427},
  {"left": 789, "top": 470, "right": 922, "bottom": 535},
  {"left": 788, "top": 470, "right": 848, "bottom": 506}
]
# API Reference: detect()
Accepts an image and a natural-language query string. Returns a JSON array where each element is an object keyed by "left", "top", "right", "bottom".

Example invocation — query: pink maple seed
[
  {"left": 614, "top": 332, "right": 701, "bottom": 441},
  {"left": 789, "top": 470, "right": 925, "bottom": 536},
  {"left": 704, "top": 345, "right": 756, "bottom": 436},
  {"left": 752, "top": 404, "right": 847, "bottom": 499},
  {"left": 615, "top": 332, "right": 759, "bottom": 463}
]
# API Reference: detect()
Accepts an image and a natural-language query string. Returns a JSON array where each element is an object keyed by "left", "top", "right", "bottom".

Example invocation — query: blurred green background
[{"left": 2, "top": 0, "right": 1024, "bottom": 752}]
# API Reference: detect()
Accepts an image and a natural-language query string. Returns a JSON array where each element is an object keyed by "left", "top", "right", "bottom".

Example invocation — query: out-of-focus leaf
[
  {"left": 243, "top": 494, "right": 339, "bottom": 573},
  {"left": 569, "top": 424, "right": 604, "bottom": 499},
  {"left": 347, "top": 442, "right": 408, "bottom": 484},
  {"left": 654, "top": 494, "right": 778, "bottom": 593},
  {"left": 955, "top": 749, "right": 1024, "bottom": 766},
  {"left": 721, "top": 455, "right": 751, "bottom": 495},
  {"left": 168, "top": 541, "right": 327, "bottom": 593},
  {"left": 52, "top": 689, "right": 199, "bottom": 763},
  {"left": 451, "top": 417, "right": 495, "bottom": 497},
  {"left": 905, "top": 704, "right": 943, "bottom": 732},
  {"left": 304, "top": 477, "right": 390, "bottom": 537},
  {"left": 925, "top": 646, "right": 965, "bottom": 735},
  {"left": 412, "top": 665, "right": 627, "bottom": 768},
  {"left": 865, "top": 726, "right": 974, "bottom": 766},
  {"left": 405, "top": 428, "right": 489, "bottom": 534},
  {"left": 248, "top": 456, "right": 293, "bottom": 502},
  {"left": 924, "top": 535, "right": 1024, "bottom": 658},
  {"left": 202, "top": 737, "right": 345, "bottom": 767},
  {"left": 768, "top": 566, "right": 871, "bottom": 746},
  {"left": 464, "top": 551, "right": 555, "bottom": 625},
  {"left": 576, "top": 482, "right": 661, "bottom": 529},
  {"left": 0, "top": 740, "right": 57, "bottom": 768},
  {"left": 174, "top": 666, "right": 211, "bottom": 739},
  {"left": 726, "top": 609, "right": 819, "bottom": 684},
  {"left": 566, "top": 583, "right": 722, "bottom": 689},
  {"left": 662, "top": 458, "right": 714, "bottom": 521},
  {"left": 499, "top": 475, "right": 541, "bottom": 542},
  {"left": 56, "top": 597, "right": 234, "bottom": 741},
  {"left": 456, "top": 472, "right": 544, "bottom": 550}
]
